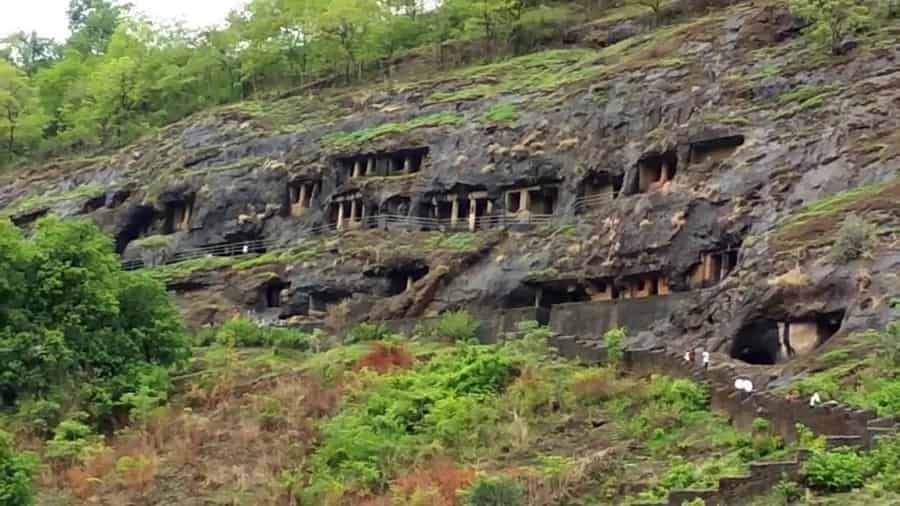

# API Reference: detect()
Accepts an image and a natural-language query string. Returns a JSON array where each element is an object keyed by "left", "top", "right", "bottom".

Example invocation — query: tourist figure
[
  {"left": 809, "top": 392, "right": 822, "bottom": 407},
  {"left": 684, "top": 351, "right": 691, "bottom": 363},
  {"left": 702, "top": 351, "right": 710, "bottom": 370}
]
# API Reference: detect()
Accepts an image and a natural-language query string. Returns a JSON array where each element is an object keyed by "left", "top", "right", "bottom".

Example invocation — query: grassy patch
[
  {"left": 426, "top": 49, "right": 602, "bottom": 104},
  {"left": 128, "top": 234, "right": 175, "bottom": 249},
  {"left": 423, "top": 232, "right": 479, "bottom": 251},
  {"left": 1, "top": 184, "right": 104, "bottom": 217},
  {"left": 772, "top": 179, "right": 900, "bottom": 251},
  {"left": 233, "top": 242, "right": 322, "bottom": 270},
  {"left": 773, "top": 83, "right": 846, "bottom": 119},
  {"left": 151, "top": 256, "right": 238, "bottom": 282},
  {"left": 480, "top": 103, "right": 519, "bottom": 124},
  {"left": 322, "top": 112, "right": 464, "bottom": 149}
]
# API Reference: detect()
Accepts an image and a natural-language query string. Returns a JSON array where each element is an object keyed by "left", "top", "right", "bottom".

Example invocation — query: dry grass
[
  {"left": 354, "top": 342, "right": 415, "bottom": 374},
  {"left": 50, "top": 373, "right": 342, "bottom": 505},
  {"left": 766, "top": 267, "right": 812, "bottom": 289},
  {"left": 359, "top": 458, "right": 475, "bottom": 506}
]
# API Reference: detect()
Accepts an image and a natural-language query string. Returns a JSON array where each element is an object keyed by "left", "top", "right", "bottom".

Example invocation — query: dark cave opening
[
  {"left": 637, "top": 150, "right": 678, "bottom": 193},
  {"left": 115, "top": 206, "right": 157, "bottom": 254},
  {"left": 731, "top": 319, "right": 780, "bottom": 365}
]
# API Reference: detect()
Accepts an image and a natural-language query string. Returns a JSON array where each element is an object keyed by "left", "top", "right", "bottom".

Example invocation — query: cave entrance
[
  {"left": 288, "top": 180, "right": 319, "bottom": 217},
  {"left": 115, "top": 206, "right": 157, "bottom": 253},
  {"left": 689, "top": 135, "right": 745, "bottom": 165},
  {"left": 163, "top": 198, "right": 194, "bottom": 234},
  {"left": 731, "top": 319, "right": 780, "bottom": 365},
  {"left": 578, "top": 172, "right": 622, "bottom": 212},
  {"left": 81, "top": 194, "right": 107, "bottom": 214},
  {"left": 534, "top": 280, "right": 591, "bottom": 308},
  {"left": 782, "top": 310, "right": 845, "bottom": 357},
  {"left": 386, "top": 264, "right": 430, "bottom": 296},
  {"left": 262, "top": 280, "right": 291, "bottom": 310},
  {"left": 638, "top": 151, "right": 677, "bottom": 193},
  {"left": 587, "top": 278, "right": 619, "bottom": 301},
  {"left": 382, "top": 196, "right": 411, "bottom": 218}
]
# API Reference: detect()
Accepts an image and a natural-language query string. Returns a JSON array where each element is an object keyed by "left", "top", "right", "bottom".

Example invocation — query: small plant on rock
[
  {"left": 789, "top": 0, "right": 871, "bottom": 54},
  {"left": 830, "top": 213, "right": 877, "bottom": 262}
]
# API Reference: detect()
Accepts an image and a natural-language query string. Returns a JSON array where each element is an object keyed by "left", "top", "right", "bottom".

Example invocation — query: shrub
[
  {"left": 216, "top": 318, "right": 268, "bottom": 347},
  {"left": 392, "top": 459, "right": 475, "bottom": 506},
  {"left": 804, "top": 447, "right": 868, "bottom": 491},
  {"left": 603, "top": 327, "right": 626, "bottom": 366},
  {"left": 830, "top": 213, "right": 877, "bottom": 262},
  {"left": 45, "top": 417, "right": 101, "bottom": 465},
  {"left": 347, "top": 322, "right": 392, "bottom": 344},
  {"left": 501, "top": 320, "right": 553, "bottom": 359},
  {"left": 651, "top": 377, "right": 709, "bottom": 412},
  {"left": 0, "top": 217, "right": 188, "bottom": 425},
  {"left": 462, "top": 475, "right": 524, "bottom": 506},
  {"left": 572, "top": 368, "right": 629, "bottom": 405},
  {"left": 424, "top": 311, "right": 480, "bottom": 343},
  {"left": 0, "top": 431, "right": 36, "bottom": 506},
  {"left": 788, "top": 0, "right": 871, "bottom": 54},
  {"left": 774, "top": 479, "right": 803, "bottom": 505}
]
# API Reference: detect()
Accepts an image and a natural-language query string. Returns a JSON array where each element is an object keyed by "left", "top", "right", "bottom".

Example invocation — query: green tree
[
  {"left": 789, "top": 0, "right": 870, "bottom": 54},
  {"left": 0, "top": 32, "right": 60, "bottom": 75},
  {"left": 0, "top": 431, "right": 36, "bottom": 506},
  {"left": 66, "top": 0, "right": 128, "bottom": 55},
  {"left": 0, "top": 61, "right": 47, "bottom": 159},
  {"left": 0, "top": 216, "right": 188, "bottom": 422},
  {"left": 319, "top": 0, "right": 383, "bottom": 81}
]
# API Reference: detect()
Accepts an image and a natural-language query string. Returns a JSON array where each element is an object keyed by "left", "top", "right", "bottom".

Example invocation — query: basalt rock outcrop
[{"left": 3, "top": 1, "right": 900, "bottom": 382}]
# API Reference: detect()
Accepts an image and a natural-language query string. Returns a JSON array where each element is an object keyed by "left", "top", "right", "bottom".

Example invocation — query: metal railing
[
  {"left": 120, "top": 212, "right": 559, "bottom": 271},
  {"left": 571, "top": 193, "right": 617, "bottom": 215}
]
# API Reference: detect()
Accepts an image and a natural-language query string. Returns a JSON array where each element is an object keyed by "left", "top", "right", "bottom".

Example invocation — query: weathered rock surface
[{"left": 3, "top": 0, "right": 900, "bottom": 381}]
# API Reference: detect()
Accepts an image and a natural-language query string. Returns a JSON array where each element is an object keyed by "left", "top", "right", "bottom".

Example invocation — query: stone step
[
  {"left": 867, "top": 415, "right": 897, "bottom": 428},
  {"left": 824, "top": 435, "right": 865, "bottom": 449}
]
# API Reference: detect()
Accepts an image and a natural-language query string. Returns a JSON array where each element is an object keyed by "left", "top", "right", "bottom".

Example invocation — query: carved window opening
[
  {"left": 622, "top": 273, "right": 670, "bottom": 299},
  {"left": 690, "top": 249, "right": 740, "bottom": 288},
  {"left": 638, "top": 151, "right": 677, "bottom": 193},
  {"left": 163, "top": 198, "right": 194, "bottom": 234},
  {"left": 288, "top": 180, "right": 319, "bottom": 217},
  {"left": 330, "top": 192, "right": 365, "bottom": 230},
  {"left": 505, "top": 185, "right": 559, "bottom": 216},
  {"left": 689, "top": 135, "right": 745, "bottom": 165},
  {"left": 336, "top": 147, "right": 429, "bottom": 181}
]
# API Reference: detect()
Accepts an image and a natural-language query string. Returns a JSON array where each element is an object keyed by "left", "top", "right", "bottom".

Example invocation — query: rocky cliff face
[{"left": 3, "top": 0, "right": 900, "bottom": 376}]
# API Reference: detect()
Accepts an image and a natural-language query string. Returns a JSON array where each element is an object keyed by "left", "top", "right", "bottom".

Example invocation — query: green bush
[
  {"left": 501, "top": 320, "right": 553, "bottom": 359},
  {"left": 603, "top": 327, "right": 626, "bottom": 366},
  {"left": 651, "top": 377, "right": 709, "bottom": 412},
  {"left": 0, "top": 431, "right": 36, "bottom": 506},
  {"left": 301, "top": 346, "right": 513, "bottom": 500},
  {"left": 215, "top": 318, "right": 313, "bottom": 350},
  {"left": 774, "top": 479, "right": 803, "bottom": 505},
  {"left": 346, "top": 322, "right": 392, "bottom": 343},
  {"left": 424, "top": 311, "right": 480, "bottom": 343},
  {"left": 462, "top": 475, "right": 525, "bottom": 506},
  {"left": 45, "top": 416, "right": 100, "bottom": 465},
  {"left": 805, "top": 447, "right": 868, "bottom": 492},
  {"left": 0, "top": 217, "right": 188, "bottom": 425}
]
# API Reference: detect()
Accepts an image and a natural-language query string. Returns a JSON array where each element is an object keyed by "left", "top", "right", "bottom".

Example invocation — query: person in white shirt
[
  {"left": 684, "top": 351, "right": 691, "bottom": 363},
  {"left": 701, "top": 351, "right": 710, "bottom": 370},
  {"left": 809, "top": 392, "right": 822, "bottom": 407}
]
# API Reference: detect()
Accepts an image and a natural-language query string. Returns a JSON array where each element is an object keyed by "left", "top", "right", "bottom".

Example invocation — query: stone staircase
[{"left": 547, "top": 335, "right": 900, "bottom": 505}]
